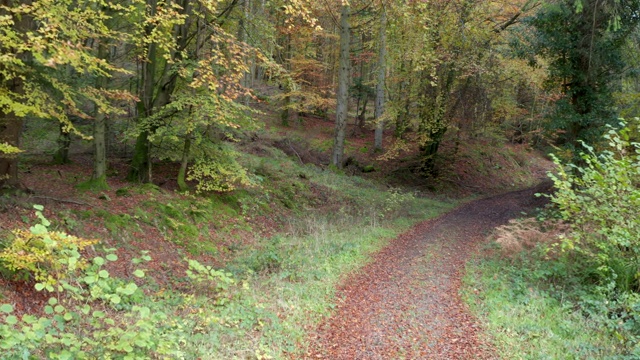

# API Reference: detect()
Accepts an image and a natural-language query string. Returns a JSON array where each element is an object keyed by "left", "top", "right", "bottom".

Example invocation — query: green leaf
[
  {"left": 120, "top": 283, "right": 138, "bottom": 295},
  {"left": 138, "top": 306, "right": 150, "bottom": 318},
  {"left": 63, "top": 312, "right": 73, "bottom": 321},
  {"left": 106, "top": 254, "right": 118, "bottom": 261},
  {"left": 30, "top": 223, "right": 48, "bottom": 235},
  {"left": 98, "top": 270, "right": 109, "bottom": 278},
  {"left": 93, "top": 257, "right": 105, "bottom": 266},
  {"left": 110, "top": 295, "right": 121, "bottom": 304},
  {"left": 54, "top": 305, "right": 65, "bottom": 313},
  {"left": 45, "top": 306, "right": 54, "bottom": 315},
  {"left": 133, "top": 269, "right": 145, "bottom": 278},
  {"left": 33, "top": 204, "right": 44, "bottom": 211},
  {"left": 57, "top": 351, "right": 73, "bottom": 360},
  {"left": 5, "top": 315, "right": 18, "bottom": 325},
  {"left": 0, "top": 304, "right": 13, "bottom": 313}
]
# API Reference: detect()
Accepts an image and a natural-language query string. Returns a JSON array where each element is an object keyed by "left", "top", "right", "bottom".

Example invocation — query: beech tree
[
  {"left": 331, "top": 3, "right": 351, "bottom": 168},
  {"left": 0, "top": 0, "right": 130, "bottom": 190}
]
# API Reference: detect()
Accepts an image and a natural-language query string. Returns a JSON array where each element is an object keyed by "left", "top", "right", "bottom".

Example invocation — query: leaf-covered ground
[{"left": 305, "top": 184, "right": 550, "bottom": 359}]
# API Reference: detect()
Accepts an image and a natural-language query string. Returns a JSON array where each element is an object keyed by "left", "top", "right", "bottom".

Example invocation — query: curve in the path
[{"left": 306, "top": 184, "right": 549, "bottom": 360}]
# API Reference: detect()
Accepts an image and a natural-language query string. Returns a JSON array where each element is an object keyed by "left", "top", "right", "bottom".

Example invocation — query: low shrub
[
  {"left": 0, "top": 207, "right": 187, "bottom": 358},
  {"left": 548, "top": 122, "right": 640, "bottom": 292}
]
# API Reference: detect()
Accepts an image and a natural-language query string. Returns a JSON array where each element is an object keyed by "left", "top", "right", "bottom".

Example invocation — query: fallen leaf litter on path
[{"left": 306, "top": 185, "right": 549, "bottom": 359}]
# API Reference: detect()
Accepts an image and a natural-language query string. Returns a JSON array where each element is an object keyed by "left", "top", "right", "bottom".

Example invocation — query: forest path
[{"left": 305, "top": 184, "right": 550, "bottom": 359}]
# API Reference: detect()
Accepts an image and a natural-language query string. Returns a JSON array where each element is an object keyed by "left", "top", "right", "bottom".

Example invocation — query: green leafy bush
[
  {"left": 0, "top": 205, "right": 97, "bottom": 287},
  {"left": 0, "top": 208, "right": 185, "bottom": 358},
  {"left": 548, "top": 122, "right": 640, "bottom": 292},
  {"left": 185, "top": 259, "right": 236, "bottom": 298}
]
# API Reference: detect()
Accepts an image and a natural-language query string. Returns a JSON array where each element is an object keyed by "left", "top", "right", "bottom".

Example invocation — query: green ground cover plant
[
  {"left": 0, "top": 153, "right": 455, "bottom": 359},
  {"left": 464, "top": 121, "right": 640, "bottom": 359}
]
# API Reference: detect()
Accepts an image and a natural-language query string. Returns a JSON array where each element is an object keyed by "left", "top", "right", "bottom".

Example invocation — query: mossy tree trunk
[
  {"left": 127, "top": 0, "right": 158, "bottom": 183},
  {"left": 177, "top": 135, "right": 192, "bottom": 192},
  {"left": 418, "top": 67, "right": 455, "bottom": 177},
  {"left": 128, "top": 0, "right": 190, "bottom": 183}
]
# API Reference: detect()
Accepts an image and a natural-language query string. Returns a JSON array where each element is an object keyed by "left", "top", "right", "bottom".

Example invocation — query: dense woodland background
[{"left": 1, "top": 0, "right": 640, "bottom": 358}]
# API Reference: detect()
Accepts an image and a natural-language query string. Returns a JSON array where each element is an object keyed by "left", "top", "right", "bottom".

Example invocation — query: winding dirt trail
[{"left": 306, "top": 185, "right": 549, "bottom": 359}]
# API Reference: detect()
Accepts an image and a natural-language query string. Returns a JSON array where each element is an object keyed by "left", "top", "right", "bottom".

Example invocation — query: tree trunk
[
  {"left": 0, "top": 111, "right": 23, "bottom": 189},
  {"left": 374, "top": 8, "right": 387, "bottom": 151},
  {"left": 90, "top": 42, "right": 110, "bottom": 189},
  {"left": 280, "top": 32, "right": 292, "bottom": 126},
  {"left": 0, "top": 0, "right": 32, "bottom": 190},
  {"left": 238, "top": 0, "right": 251, "bottom": 105},
  {"left": 127, "top": 0, "right": 158, "bottom": 183},
  {"left": 177, "top": 135, "right": 192, "bottom": 192},
  {"left": 53, "top": 123, "right": 72, "bottom": 164},
  {"left": 128, "top": 0, "right": 190, "bottom": 183},
  {"left": 358, "top": 98, "right": 368, "bottom": 128},
  {"left": 394, "top": 61, "right": 411, "bottom": 139},
  {"left": 331, "top": 4, "right": 350, "bottom": 168},
  {"left": 419, "top": 67, "right": 455, "bottom": 176},
  {"left": 420, "top": 127, "right": 446, "bottom": 176}
]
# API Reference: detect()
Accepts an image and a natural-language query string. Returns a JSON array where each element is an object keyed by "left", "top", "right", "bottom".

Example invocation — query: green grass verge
[
  {"left": 462, "top": 247, "right": 635, "bottom": 359},
  {"left": 175, "top": 198, "right": 452, "bottom": 359}
]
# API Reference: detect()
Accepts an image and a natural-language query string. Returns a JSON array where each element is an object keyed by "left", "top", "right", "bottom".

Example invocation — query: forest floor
[
  {"left": 1, "top": 103, "right": 555, "bottom": 358},
  {"left": 305, "top": 182, "right": 551, "bottom": 359}
]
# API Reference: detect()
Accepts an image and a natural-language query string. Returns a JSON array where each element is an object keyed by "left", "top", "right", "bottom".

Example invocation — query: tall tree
[
  {"left": 331, "top": 3, "right": 351, "bottom": 168},
  {"left": 127, "top": 0, "right": 180, "bottom": 183},
  {"left": 373, "top": 5, "right": 386, "bottom": 151},
  {"left": 526, "top": 0, "right": 640, "bottom": 150},
  {"left": 0, "top": 0, "right": 128, "bottom": 190},
  {"left": 0, "top": 0, "right": 32, "bottom": 189}
]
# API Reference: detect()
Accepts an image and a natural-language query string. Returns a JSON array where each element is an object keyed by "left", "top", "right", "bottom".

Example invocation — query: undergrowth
[
  {"left": 463, "top": 122, "right": 640, "bottom": 359},
  {"left": 0, "top": 142, "right": 455, "bottom": 359}
]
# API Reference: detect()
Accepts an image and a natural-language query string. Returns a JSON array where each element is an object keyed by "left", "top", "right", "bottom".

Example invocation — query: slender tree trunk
[
  {"left": 358, "top": 98, "right": 368, "bottom": 128},
  {"left": 177, "top": 135, "right": 192, "bottom": 192},
  {"left": 331, "top": 4, "right": 350, "bottom": 168},
  {"left": 355, "top": 96, "right": 361, "bottom": 126},
  {"left": 374, "top": 8, "right": 386, "bottom": 151},
  {"left": 280, "top": 32, "right": 292, "bottom": 125},
  {"left": 127, "top": 0, "right": 158, "bottom": 183},
  {"left": 0, "top": 109, "right": 23, "bottom": 189},
  {"left": 394, "top": 61, "right": 411, "bottom": 139},
  {"left": 91, "top": 39, "right": 110, "bottom": 189},
  {"left": 53, "top": 123, "right": 72, "bottom": 164},
  {"left": 0, "top": 0, "right": 32, "bottom": 190},
  {"left": 238, "top": 0, "right": 251, "bottom": 105}
]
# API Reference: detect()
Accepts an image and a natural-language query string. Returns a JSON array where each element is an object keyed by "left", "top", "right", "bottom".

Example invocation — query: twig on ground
[{"left": 287, "top": 140, "right": 304, "bottom": 165}]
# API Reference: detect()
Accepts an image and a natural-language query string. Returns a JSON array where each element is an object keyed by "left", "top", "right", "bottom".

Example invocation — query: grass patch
[
  {"left": 140, "top": 196, "right": 243, "bottom": 255},
  {"left": 463, "top": 245, "right": 637, "bottom": 359},
  {"left": 176, "top": 196, "right": 452, "bottom": 359}
]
